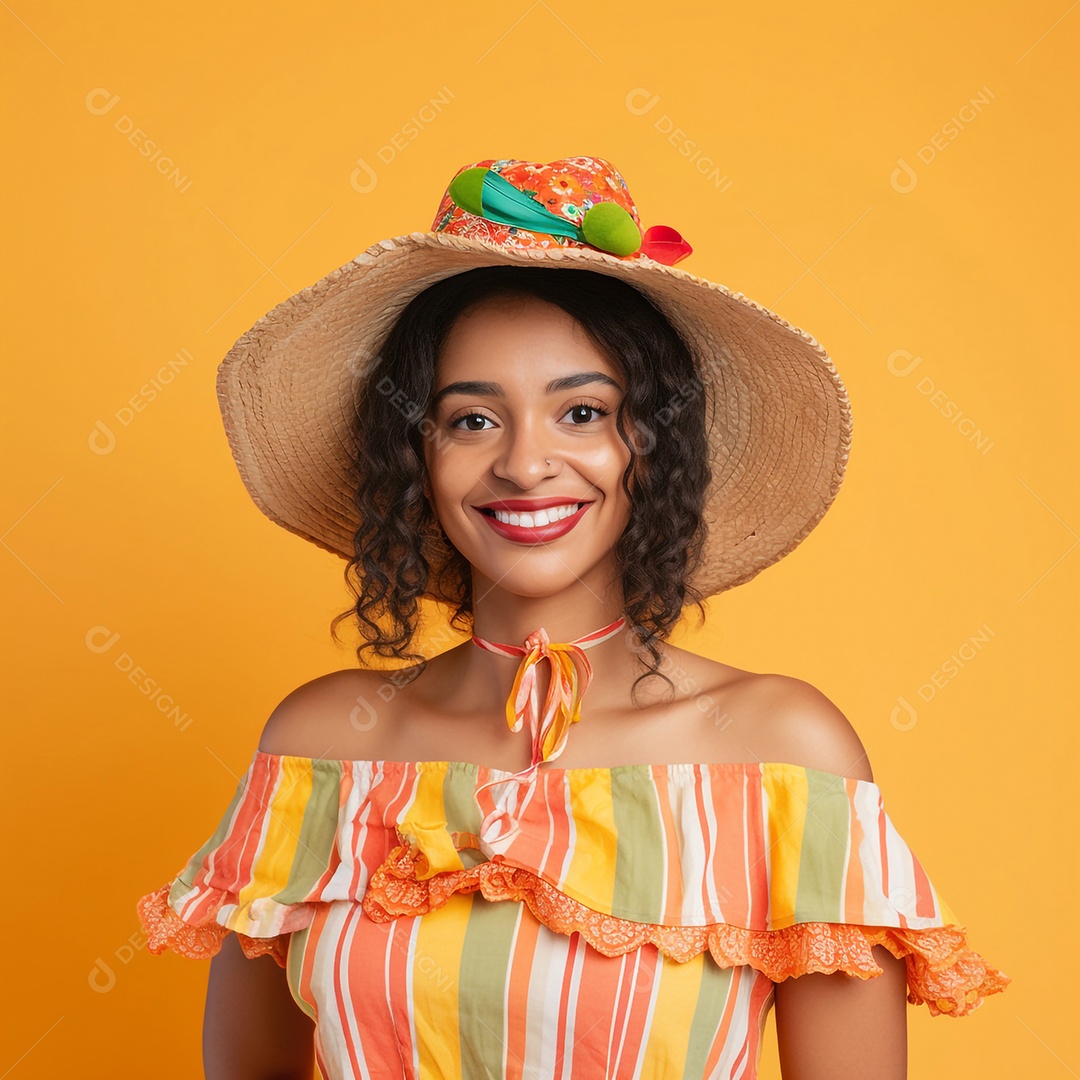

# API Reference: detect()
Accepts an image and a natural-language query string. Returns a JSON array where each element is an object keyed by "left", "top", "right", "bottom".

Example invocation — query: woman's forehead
[{"left": 438, "top": 298, "right": 620, "bottom": 383}]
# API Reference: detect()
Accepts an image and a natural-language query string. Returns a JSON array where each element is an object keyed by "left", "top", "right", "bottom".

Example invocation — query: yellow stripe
[
  {"left": 639, "top": 957, "right": 700, "bottom": 1076},
  {"left": 252, "top": 756, "right": 311, "bottom": 900},
  {"left": 563, "top": 769, "right": 617, "bottom": 912},
  {"left": 414, "top": 893, "right": 470, "bottom": 1076},
  {"left": 398, "top": 765, "right": 465, "bottom": 878},
  {"left": 762, "top": 763, "right": 808, "bottom": 927}
]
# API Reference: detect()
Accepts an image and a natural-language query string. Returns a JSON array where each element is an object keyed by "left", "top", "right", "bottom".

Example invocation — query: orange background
[{"left": 3, "top": 1, "right": 1075, "bottom": 1076}]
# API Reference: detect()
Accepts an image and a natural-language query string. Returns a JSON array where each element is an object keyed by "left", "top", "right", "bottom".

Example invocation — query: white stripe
[
  {"left": 710, "top": 967, "right": 754, "bottom": 1078},
  {"left": 852, "top": 781, "right": 885, "bottom": 922},
  {"left": 307, "top": 902, "right": 375, "bottom": 1080},
  {"left": 326, "top": 762, "right": 379, "bottom": 901},
  {"left": 523, "top": 915, "right": 573, "bottom": 1078},
  {"left": 882, "top": 811, "right": 924, "bottom": 925},
  {"left": 672, "top": 765, "right": 710, "bottom": 925},
  {"left": 701, "top": 766, "right": 725, "bottom": 922}
]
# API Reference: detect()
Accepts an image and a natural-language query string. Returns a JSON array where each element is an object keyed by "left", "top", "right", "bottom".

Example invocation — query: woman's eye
[
  {"left": 449, "top": 413, "right": 495, "bottom": 431},
  {"left": 564, "top": 402, "right": 610, "bottom": 424},
  {"left": 448, "top": 403, "right": 610, "bottom": 431}
]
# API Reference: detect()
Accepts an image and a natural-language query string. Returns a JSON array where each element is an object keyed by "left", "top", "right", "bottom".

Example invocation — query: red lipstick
[{"left": 473, "top": 500, "right": 593, "bottom": 545}]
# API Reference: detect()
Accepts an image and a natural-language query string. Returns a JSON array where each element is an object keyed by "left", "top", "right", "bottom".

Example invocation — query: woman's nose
[{"left": 490, "top": 427, "right": 559, "bottom": 486}]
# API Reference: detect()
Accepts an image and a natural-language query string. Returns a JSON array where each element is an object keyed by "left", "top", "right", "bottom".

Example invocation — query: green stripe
[
  {"left": 443, "top": 763, "right": 487, "bottom": 870},
  {"left": 457, "top": 898, "right": 521, "bottom": 1078},
  {"left": 682, "top": 957, "right": 737, "bottom": 1077},
  {"left": 611, "top": 765, "right": 665, "bottom": 921},
  {"left": 794, "top": 767, "right": 852, "bottom": 922},
  {"left": 279, "top": 760, "right": 341, "bottom": 903}
]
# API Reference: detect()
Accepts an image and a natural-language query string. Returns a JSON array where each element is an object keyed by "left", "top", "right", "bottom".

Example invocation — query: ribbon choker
[{"left": 470, "top": 615, "right": 627, "bottom": 799}]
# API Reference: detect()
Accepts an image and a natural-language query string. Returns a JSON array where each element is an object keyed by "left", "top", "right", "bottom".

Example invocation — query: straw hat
[{"left": 215, "top": 155, "right": 852, "bottom": 600}]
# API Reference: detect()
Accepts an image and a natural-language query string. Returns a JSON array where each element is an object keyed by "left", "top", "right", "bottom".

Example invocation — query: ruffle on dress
[{"left": 136, "top": 750, "right": 1010, "bottom": 1015}]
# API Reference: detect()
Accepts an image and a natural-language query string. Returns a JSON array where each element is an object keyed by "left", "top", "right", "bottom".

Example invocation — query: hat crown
[{"left": 430, "top": 156, "right": 692, "bottom": 266}]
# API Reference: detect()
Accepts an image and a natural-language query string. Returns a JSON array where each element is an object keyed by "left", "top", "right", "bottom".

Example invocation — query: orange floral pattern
[{"left": 430, "top": 156, "right": 643, "bottom": 255}]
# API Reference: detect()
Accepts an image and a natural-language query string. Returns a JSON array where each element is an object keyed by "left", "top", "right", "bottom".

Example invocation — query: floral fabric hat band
[{"left": 432, "top": 156, "right": 693, "bottom": 266}]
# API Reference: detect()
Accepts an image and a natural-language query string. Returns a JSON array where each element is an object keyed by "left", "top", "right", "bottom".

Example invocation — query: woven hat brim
[{"left": 216, "top": 230, "right": 852, "bottom": 599}]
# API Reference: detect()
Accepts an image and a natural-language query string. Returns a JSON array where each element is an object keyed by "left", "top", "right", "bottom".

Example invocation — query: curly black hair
[{"left": 329, "top": 264, "right": 713, "bottom": 707}]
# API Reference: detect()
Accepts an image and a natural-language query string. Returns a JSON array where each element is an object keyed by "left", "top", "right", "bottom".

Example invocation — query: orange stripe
[
  {"left": 540, "top": 770, "right": 576, "bottom": 888},
  {"left": 190, "top": 754, "right": 275, "bottom": 918},
  {"left": 652, "top": 767, "right": 686, "bottom": 924},
  {"left": 549, "top": 934, "right": 581, "bottom": 1079},
  {"left": 844, "top": 778, "right": 866, "bottom": 923},
  {"left": 912, "top": 849, "right": 937, "bottom": 920},
  {"left": 385, "top": 914, "right": 417, "bottom": 1069},
  {"left": 614, "top": 949, "right": 658, "bottom": 1077},
  {"left": 504, "top": 908, "right": 539, "bottom": 1080},
  {"left": 330, "top": 911, "right": 369, "bottom": 1080},
  {"left": 571, "top": 940, "right": 629, "bottom": 1072}
]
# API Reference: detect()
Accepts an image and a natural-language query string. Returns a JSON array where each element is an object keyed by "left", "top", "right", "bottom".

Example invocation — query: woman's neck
[{"left": 469, "top": 608, "right": 627, "bottom": 650}]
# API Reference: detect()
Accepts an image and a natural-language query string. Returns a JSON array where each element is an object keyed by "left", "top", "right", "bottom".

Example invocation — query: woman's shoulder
[
  {"left": 660, "top": 645, "right": 872, "bottom": 781},
  {"left": 731, "top": 667, "right": 874, "bottom": 782},
  {"left": 256, "top": 666, "right": 414, "bottom": 760}
]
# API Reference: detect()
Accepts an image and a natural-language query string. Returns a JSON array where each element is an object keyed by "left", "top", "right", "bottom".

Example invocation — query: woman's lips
[{"left": 475, "top": 502, "right": 592, "bottom": 545}]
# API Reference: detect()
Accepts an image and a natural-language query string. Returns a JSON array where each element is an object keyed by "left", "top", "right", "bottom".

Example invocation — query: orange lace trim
[
  {"left": 362, "top": 839, "right": 1012, "bottom": 1018},
  {"left": 136, "top": 883, "right": 290, "bottom": 969}
]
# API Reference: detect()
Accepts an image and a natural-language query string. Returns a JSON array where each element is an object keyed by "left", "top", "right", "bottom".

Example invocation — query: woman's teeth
[{"left": 487, "top": 503, "right": 584, "bottom": 528}]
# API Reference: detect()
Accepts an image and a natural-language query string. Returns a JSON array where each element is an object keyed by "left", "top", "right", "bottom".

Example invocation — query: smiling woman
[
  {"left": 337, "top": 264, "right": 711, "bottom": 706},
  {"left": 137, "top": 154, "right": 1009, "bottom": 1080}
]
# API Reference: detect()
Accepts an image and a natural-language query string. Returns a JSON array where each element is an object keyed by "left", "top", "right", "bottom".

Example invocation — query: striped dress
[{"left": 137, "top": 751, "right": 1010, "bottom": 1079}]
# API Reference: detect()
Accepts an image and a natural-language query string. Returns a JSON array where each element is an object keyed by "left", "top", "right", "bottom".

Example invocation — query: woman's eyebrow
[{"left": 431, "top": 371, "right": 623, "bottom": 411}]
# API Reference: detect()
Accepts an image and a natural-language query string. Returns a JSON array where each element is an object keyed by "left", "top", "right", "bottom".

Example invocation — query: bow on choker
[{"left": 468, "top": 615, "right": 627, "bottom": 846}]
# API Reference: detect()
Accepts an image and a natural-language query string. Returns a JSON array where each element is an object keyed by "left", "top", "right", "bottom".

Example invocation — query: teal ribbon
[
  {"left": 446, "top": 166, "right": 643, "bottom": 257},
  {"left": 478, "top": 170, "right": 585, "bottom": 242}
]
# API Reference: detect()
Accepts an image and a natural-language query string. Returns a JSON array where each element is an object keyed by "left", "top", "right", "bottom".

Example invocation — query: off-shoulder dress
[{"left": 137, "top": 743, "right": 1010, "bottom": 1079}]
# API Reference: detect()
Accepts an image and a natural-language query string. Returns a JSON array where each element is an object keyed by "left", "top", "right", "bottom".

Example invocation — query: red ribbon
[{"left": 639, "top": 224, "right": 693, "bottom": 266}]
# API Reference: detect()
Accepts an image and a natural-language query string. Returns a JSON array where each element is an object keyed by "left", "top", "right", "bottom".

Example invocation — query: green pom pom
[
  {"left": 447, "top": 167, "right": 489, "bottom": 216},
  {"left": 580, "top": 201, "right": 642, "bottom": 256}
]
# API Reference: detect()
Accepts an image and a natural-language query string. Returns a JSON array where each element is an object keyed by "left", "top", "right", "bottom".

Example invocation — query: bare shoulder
[
  {"left": 256, "top": 667, "right": 410, "bottom": 760},
  {"left": 734, "top": 671, "right": 874, "bottom": 782},
  {"left": 643, "top": 647, "right": 869, "bottom": 780}
]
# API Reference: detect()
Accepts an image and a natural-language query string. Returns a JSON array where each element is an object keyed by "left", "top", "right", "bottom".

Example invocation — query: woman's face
[{"left": 423, "top": 294, "right": 634, "bottom": 601}]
